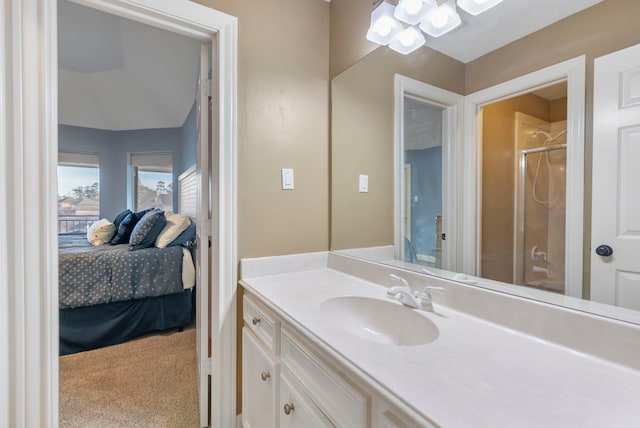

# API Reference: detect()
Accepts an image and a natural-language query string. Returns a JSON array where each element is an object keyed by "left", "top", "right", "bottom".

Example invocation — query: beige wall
[
  {"left": 196, "top": 0, "right": 330, "bottom": 260},
  {"left": 329, "top": 0, "right": 379, "bottom": 78},
  {"left": 331, "top": 47, "right": 464, "bottom": 250}
]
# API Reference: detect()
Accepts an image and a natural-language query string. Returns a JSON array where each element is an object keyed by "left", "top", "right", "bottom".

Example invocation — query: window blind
[
  {"left": 58, "top": 152, "right": 99, "bottom": 167},
  {"left": 130, "top": 153, "right": 172, "bottom": 173}
]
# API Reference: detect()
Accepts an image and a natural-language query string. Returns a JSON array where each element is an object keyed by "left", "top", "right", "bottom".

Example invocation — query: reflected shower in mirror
[{"left": 480, "top": 85, "right": 567, "bottom": 294}]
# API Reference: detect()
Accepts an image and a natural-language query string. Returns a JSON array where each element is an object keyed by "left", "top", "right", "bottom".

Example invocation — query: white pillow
[
  {"left": 155, "top": 213, "right": 190, "bottom": 248},
  {"left": 87, "top": 218, "right": 116, "bottom": 246}
]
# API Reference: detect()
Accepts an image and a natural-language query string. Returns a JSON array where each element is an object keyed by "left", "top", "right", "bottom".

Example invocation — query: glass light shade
[
  {"left": 419, "top": 0, "right": 461, "bottom": 38},
  {"left": 389, "top": 25, "right": 426, "bottom": 55},
  {"left": 457, "top": 0, "right": 503, "bottom": 16},
  {"left": 366, "top": 1, "right": 403, "bottom": 45},
  {"left": 394, "top": 0, "right": 431, "bottom": 25}
]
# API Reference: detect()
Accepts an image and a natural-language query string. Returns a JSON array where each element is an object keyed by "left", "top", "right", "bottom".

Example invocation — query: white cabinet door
[
  {"left": 242, "top": 328, "right": 279, "bottom": 428},
  {"left": 592, "top": 43, "right": 640, "bottom": 310},
  {"left": 279, "top": 372, "right": 334, "bottom": 428}
]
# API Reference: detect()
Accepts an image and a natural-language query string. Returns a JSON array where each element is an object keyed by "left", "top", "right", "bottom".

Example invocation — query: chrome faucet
[{"left": 387, "top": 274, "right": 443, "bottom": 312}]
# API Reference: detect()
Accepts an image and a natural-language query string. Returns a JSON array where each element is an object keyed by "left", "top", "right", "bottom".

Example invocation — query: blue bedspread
[{"left": 58, "top": 234, "right": 185, "bottom": 310}]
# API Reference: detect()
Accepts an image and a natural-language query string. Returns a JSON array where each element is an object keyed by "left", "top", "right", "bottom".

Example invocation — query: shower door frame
[
  {"left": 515, "top": 141, "right": 567, "bottom": 287},
  {"left": 462, "top": 56, "right": 586, "bottom": 299}
]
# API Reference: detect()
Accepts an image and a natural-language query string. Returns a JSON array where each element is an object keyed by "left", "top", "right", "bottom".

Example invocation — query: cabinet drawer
[
  {"left": 281, "top": 327, "right": 369, "bottom": 428},
  {"left": 244, "top": 294, "right": 280, "bottom": 354},
  {"left": 280, "top": 368, "right": 334, "bottom": 428}
]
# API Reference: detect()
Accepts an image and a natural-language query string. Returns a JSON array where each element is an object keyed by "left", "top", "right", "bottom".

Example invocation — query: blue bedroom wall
[
  {"left": 404, "top": 146, "right": 442, "bottom": 262},
  {"left": 59, "top": 124, "right": 194, "bottom": 220}
]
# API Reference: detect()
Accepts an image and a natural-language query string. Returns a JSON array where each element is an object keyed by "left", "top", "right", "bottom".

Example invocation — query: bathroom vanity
[{"left": 239, "top": 252, "right": 640, "bottom": 428}]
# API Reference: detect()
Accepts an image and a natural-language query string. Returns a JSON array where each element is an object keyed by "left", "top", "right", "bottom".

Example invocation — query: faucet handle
[
  {"left": 422, "top": 285, "right": 444, "bottom": 294},
  {"left": 389, "top": 273, "right": 409, "bottom": 288},
  {"left": 388, "top": 274, "right": 411, "bottom": 296}
]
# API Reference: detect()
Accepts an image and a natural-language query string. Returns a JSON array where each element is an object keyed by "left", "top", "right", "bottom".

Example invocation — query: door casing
[
  {"left": 462, "top": 56, "right": 586, "bottom": 299},
  {"left": 1, "top": 0, "right": 237, "bottom": 426}
]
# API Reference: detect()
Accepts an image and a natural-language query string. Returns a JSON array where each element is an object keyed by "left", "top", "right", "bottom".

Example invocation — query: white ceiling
[
  {"left": 423, "top": 0, "right": 604, "bottom": 63},
  {"left": 58, "top": 0, "right": 202, "bottom": 131}
]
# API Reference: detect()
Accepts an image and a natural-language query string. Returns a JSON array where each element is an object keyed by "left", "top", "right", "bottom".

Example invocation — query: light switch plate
[
  {"left": 282, "top": 168, "right": 294, "bottom": 190},
  {"left": 359, "top": 174, "right": 368, "bottom": 193}
]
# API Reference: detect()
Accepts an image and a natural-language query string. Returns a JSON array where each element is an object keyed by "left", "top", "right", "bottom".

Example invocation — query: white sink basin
[{"left": 320, "top": 296, "right": 439, "bottom": 346}]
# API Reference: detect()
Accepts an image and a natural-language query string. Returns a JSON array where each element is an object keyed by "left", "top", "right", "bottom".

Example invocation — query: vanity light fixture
[
  {"left": 366, "top": 0, "right": 403, "bottom": 45},
  {"left": 456, "top": 0, "right": 504, "bottom": 16},
  {"left": 389, "top": 25, "right": 426, "bottom": 54},
  {"left": 420, "top": 0, "right": 461, "bottom": 38},
  {"left": 394, "top": 0, "right": 431, "bottom": 25},
  {"left": 366, "top": 0, "right": 506, "bottom": 55}
]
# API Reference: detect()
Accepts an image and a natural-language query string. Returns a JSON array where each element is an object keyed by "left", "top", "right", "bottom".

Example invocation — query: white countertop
[{"left": 241, "top": 268, "right": 640, "bottom": 428}]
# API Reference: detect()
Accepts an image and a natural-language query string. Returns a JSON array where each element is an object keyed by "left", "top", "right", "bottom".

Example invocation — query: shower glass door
[{"left": 514, "top": 113, "right": 567, "bottom": 293}]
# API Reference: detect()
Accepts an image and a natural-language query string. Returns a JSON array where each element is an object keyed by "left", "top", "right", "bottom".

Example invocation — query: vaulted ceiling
[{"left": 58, "top": 0, "right": 202, "bottom": 131}]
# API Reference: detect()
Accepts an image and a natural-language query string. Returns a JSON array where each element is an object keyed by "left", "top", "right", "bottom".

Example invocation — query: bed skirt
[{"left": 60, "top": 289, "right": 193, "bottom": 355}]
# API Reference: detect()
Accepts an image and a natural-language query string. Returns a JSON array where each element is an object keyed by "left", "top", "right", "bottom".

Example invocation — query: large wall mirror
[{"left": 331, "top": 0, "right": 640, "bottom": 324}]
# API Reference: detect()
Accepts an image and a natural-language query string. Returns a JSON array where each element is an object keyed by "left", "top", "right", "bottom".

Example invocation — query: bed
[{"left": 58, "top": 234, "right": 195, "bottom": 355}]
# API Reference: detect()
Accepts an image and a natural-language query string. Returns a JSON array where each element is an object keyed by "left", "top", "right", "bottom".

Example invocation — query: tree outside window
[
  {"left": 131, "top": 153, "right": 174, "bottom": 212},
  {"left": 58, "top": 152, "right": 100, "bottom": 233}
]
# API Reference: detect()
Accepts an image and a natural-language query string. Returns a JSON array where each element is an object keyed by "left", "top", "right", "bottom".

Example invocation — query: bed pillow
[
  {"left": 111, "top": 211, "right": 142, "bottom": 244},
  {"left": 110, "top": 208, "right": 154, "bottom": 245},
  {"left": 113, "top": 209, "right": 132, "bottom": 229},
  {"left": 86, "top": 218, "right": 116, "bottom": 246},
  {"left": 167, "top": 220, "right": 196, "bottom": 247},
  {"left": 155, "top": 213, "right": 190, "bottom": 248},
  {"left": 129, "top": 209, "right": 167, "bottom": 251}
]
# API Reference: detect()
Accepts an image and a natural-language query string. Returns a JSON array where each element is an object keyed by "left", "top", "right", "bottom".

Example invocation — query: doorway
[
  {"left": 1, "top": 0, "right": 237, "bottom": 426},
  {"left": 402, "top": 98, "right": 444, "bottom": 268},
  {"left": 57, "top": 1, "right": 204, "bottom": 424},
  {"left": 394, "top": 74, "right": 464, "bottom": 272},
  {"left": 462, "top": 56, "right": 585, "bottom": 299}
]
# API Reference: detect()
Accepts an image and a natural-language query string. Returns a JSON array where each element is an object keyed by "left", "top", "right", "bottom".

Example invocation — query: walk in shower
[{"left": 514, "top": 112, "right": 567, "bottom": 293}]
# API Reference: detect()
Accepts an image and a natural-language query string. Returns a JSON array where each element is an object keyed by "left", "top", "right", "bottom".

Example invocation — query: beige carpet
[{"left": 60, "top": 328, "right": 200, "bottom": 428}]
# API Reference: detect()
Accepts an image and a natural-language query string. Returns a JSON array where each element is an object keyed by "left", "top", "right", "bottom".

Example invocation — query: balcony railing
[{"left": 58, "top": 215, "right": 99, "bottom": 234}]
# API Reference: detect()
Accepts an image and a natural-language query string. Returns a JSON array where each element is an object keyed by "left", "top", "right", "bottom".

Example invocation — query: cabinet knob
[
  {"left": 252, "top": 317, "right": 261, "bottom": 325},
  {"left": 260, "top": 371, "right": 270, "bottom": 381},
  {"left": 283, "top": 403, "right": 295, "bottom": 415}
]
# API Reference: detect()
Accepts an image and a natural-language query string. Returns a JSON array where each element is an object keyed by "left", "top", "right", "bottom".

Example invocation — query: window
[
  {"left": 58, "top": 152, "right": 100, "bottom": 233},
  {"left": 130, "top": 152, "right": 174, "bottom": 212}
]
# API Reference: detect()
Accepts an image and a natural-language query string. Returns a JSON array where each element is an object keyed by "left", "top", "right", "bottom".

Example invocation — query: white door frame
[
  {"left": 394, "top": 74, "right": 463, "bottom": 271},
  {"left": 1, "top": 0, "right": 237, "bottom": 426},
  {"left": 462, "top": 56, "right": 585, "bottom": 299}
]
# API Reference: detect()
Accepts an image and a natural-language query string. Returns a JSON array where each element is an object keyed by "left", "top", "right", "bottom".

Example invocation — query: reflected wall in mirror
[
  {"left": 331, "top": 0, "right": 640, "bottom": 323},
  {"left": 331, "top": 47, "right": 464, "bottom": 251}
]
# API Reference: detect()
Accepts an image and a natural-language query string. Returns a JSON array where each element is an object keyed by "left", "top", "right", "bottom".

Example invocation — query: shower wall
[
  {"left": 481, "top": 93, "right": 567, "bottom": 283},
  {"left": 517, "top": 116, "right": 567, "bottom": 292}
]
